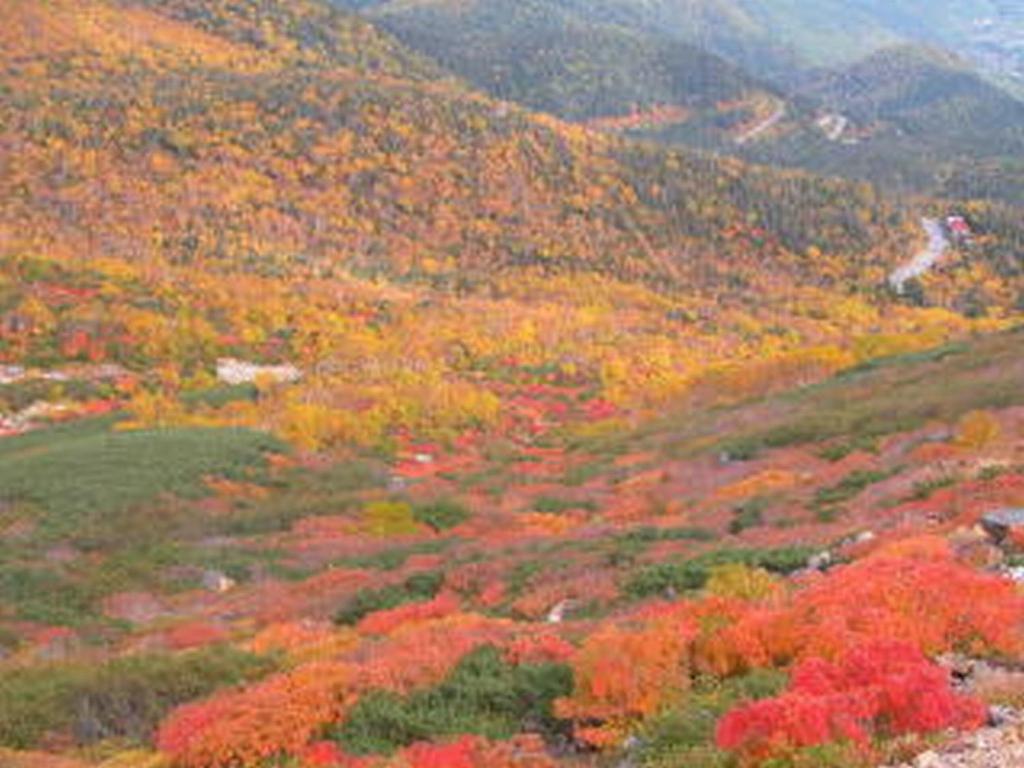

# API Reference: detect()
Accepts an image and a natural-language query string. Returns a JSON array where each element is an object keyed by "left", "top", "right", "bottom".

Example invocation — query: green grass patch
[
  {"left": 607, "top": 525, "right": 717, "bottom": 567},
  {"left": 215, "top": 459, "right": 385, "bottom": 537},
  {"left": 0, "top": 566, "right": 97, "bottom": 626},
  {"left": 839, "top": 341, "right": 969, "bottom": 377},
  {"left": 180, "top": 383, "right": 258, "bottom": 408},
  {"left": 0, "top": 426, "right": 284, "bottom": 542},
  {"left": 693, "top": 330, "right": 1024, "bottom": 463},
  {"left": 561, "top": 459, "right": 612, "bottom": 486}
]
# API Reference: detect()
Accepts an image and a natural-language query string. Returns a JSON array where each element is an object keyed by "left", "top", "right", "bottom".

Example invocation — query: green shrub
[
  {"left": 904, "top": 475, "right": 957, "bottom": 502},
  {"left": 817, "top": 436, "right": 879, "bottom": 462},
  {"left": 638, "top": 670, "right": 787, "bottom": 768},
  {"left": 334, "top": 570, "right": 444, "bottom": 626},
  {"left": 811, "top": 468, "right": 898, "bottom": 510},
  {"left": 329, "top": 645, "right": 572, "bottom": 755},
  {"left": 619, "top": 526, "right": 716, "bottom": 544},
  {"left": 335, "top": 539, "right": 456, "bottom": 571},
  {"left": 729, "top": 497, "right": 768, "bottom": 535},
  {"left": 532, "top": 496, "right": 597, "bottom": 514},
  {"left": 413, "top": 499, "right": 470, "bottom": 532},
  {"left": 625, "top": 546, "right": 815, "bottom": 598},
  {"left": 0, "top": 645, "right": 275, "bottom": 749}
]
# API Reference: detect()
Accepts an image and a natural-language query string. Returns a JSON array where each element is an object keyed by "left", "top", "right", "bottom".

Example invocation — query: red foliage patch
[
  {"left": 164, "top": 621, "right": 230, "bottom": 651},
  {"left": 356, "top": 592, "right": 461, "bottom": 636},
  {"left": 716, "top": 640, "right": 986, "bottom": 762},
  {"left": 705, "top": 551, "right": 1024, "bottom": 674},
  {"left": 504, "top": 633, "right": 576, "bottom": 665},
  {"left": 401, "top": 736, "right": 477, "bottom": 768}
]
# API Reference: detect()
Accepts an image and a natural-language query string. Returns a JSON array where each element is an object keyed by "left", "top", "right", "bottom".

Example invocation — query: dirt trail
[{"left": 889, "top": 217, "right": 949, "bottom": 294}]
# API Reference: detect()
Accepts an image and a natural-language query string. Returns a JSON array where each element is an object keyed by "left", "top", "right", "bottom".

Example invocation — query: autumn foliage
[
  {"left": 156, "top": 662, "right": 356, "bottom": 768},
  {"left": 716, "top": 640, "right": 986, "bottom": 762},
  {"left": 555, "top": 612, "right": 696, "bottom": 746},
  {"left": 702, "top": 547, "right": 1024, "bottom": 676}
]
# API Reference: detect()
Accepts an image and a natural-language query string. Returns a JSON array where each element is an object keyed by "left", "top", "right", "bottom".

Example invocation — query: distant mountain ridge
[
  {"left": 738, "top": 44, "right": 1024, "bottom": 198},
  {"left": 324, "top": 1, "right": 1024, "bottom": 203},
  {"left": 329, "top": 0, "right": 769, "bottom": 121}
]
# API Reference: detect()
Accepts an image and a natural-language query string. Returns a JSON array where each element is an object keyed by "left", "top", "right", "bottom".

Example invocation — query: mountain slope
[
  {"left": 331, "top": 0, "right": 763, "bottom": 121},
  {"left": 2, "top": 0, "right": 933, "bottom": 296},
  {"left": 740, "top": 45, "right": 1024, "bottom": 196},
  {"left": 0, "top": 5, "right": 1023, "bottom": 766}
]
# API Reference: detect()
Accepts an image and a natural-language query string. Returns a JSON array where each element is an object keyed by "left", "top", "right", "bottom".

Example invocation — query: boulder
[
  {"left": 202, "top": 569, "right": 236, "bottom": 593},
  {"left": 949, "top": 527, "right": 1004, "bottom": 569},
  {"left": 980, "top": 509, "right": 1024, "bottom": 545},
  {"left": 807, "top": 551, "right": 832, "bottom": 571}
]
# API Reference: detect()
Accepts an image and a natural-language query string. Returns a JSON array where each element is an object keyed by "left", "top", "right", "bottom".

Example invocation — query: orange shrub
[
  {"left": 555, "top": 613, "right": 695, "bottom": 747},
  {"left": 356, "top": 593, "right": 461, "bottom": 636},
  {"left": 249, "top": 621, "right": 358, "bottom": 664},
  {"left": 157, "top": 662, "right": 355, "bottom": 768}
]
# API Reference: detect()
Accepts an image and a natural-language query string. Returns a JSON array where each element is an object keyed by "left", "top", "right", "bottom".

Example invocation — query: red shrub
[
  {"left": 301, "top": 741, "right": 346, "bottom": 766},
  {"left": 393, "top": 735, "right": 555, "bottom": 768},
  {"left": 707, "top": 552, "right": 1024, "bottom": 674},
  {"left": 504, "top": 633, "right": 575, "bottom": 665},
  {"left": 164, "top": 621, "right": 229, "bottom": 651},
  {"left": 400, "top": 736, "right": 477, "bottom": 768},
  {"left": 716, "top": 640, "right": 986, "bottom": 762},
  {"left": 356, "top": 593, "right": 460, "bottom": 636}
]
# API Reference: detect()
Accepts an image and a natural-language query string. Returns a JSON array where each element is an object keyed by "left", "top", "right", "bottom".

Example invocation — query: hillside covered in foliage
[{"left": 0, "top": 1, "right": 1023, "bottom": 768}]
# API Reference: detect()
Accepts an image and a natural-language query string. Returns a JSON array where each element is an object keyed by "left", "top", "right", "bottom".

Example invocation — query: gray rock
[
  {"left": 202, "top": 570, "right": 236, "bottom": 593},
  {"left": 807, "top": 551, "right": 832, "bottom": 571},
  {"left": 981, "top": 508, "right": 1024, "bottom": 543}
]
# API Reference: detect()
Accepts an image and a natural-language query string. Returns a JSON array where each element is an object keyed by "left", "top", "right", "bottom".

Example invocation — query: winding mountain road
[
  {"left": 735, "top": 102, "right": 786, "bottom": 145},
  {"left": 889, "top": 217, "right": 949, "bottom": 294}
]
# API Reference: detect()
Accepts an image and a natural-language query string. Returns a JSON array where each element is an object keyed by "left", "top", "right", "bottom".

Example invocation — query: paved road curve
[{"left": 889, "top": 217, "right": 949, "bottom": 294}]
